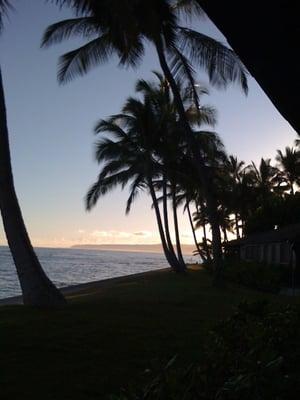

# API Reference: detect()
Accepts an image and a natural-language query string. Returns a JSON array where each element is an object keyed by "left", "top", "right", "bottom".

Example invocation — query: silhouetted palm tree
[
  {"left": 44, "top": 0, "right": 248, "bottom": 279},
  {"left": 246, "top": 158, "right": 279, "bottom": 204},
  {"left": 275, "top": 147, "right": 300, "bottom": 194},
  {"left": 0, "top": 2, "right": 65, "bottom": 306},
  {"left": 86, "top": 87, "right": 186, "bottom": 272},
  {"left": 225, "top": 155, "right": 245, "bottom": 238}
]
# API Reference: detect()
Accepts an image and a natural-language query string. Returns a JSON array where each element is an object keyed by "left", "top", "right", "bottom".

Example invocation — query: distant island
[{"left": 71, "top": 244, "right": 195, "bottom": 255}]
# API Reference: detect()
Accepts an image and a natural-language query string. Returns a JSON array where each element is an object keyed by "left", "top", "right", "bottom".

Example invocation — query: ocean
[{"left": 0, "top": 246, "right": 195, "bottom": 300}]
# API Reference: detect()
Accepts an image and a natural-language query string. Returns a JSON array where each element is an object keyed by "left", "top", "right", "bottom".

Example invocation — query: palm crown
[{"left": 43, "top": 0, "right": 248, "bottom": 93}]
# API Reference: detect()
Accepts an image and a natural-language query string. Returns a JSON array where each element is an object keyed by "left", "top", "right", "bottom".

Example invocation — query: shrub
[
  {"left": 111, "top": 301, "right": 300, "bottom": 400},
  {"left": 222, "top": 259, "right": 287, "bottom": 292}
]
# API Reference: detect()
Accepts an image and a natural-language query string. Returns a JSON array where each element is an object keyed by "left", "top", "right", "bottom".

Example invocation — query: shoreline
[{"left": 0, "top": 268, "right": 169, "bottom": 306}]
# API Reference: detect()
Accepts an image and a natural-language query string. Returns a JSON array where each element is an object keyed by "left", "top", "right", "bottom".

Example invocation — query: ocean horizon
[{"left": 0, "top": 246, "right": 196, "bottom": 300}]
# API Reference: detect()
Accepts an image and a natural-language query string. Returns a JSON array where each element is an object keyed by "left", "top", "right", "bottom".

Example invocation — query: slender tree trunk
[
  {"left": 171, "top": 181, "right": 186, "bottom": 270},
  {"left": 202, "top": 221, "right": 211, "bottom": 262},
  {"left": 155, "top": 40, "right": 223, "bottom": 282},
  {"left": 235, "top": 213, "right": 240, "bottom": 239},
  {"left": 148, "top": 177, "right": 181, "bottom": 272},
  {"left": 0, "top": 67, "right": 65, "bottom": 306},
  {"left": 162, "top": 173, "right": 177, "bottom": 259},
  {"left": 290, "top": 180, "right": 294, "bottom": 195},
  {"left": 222, "top": 225, "right": 228, "bottom": 242},
  {"left": 187, "top": 201, "right": 206, "bottom": 262}
]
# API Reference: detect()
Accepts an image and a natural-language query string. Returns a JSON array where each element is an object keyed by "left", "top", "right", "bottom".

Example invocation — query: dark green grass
[{"left": 0, "top": 269, "right": 298, "bottom": 400}]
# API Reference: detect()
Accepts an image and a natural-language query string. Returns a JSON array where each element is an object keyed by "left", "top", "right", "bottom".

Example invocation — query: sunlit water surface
[{"left": 0, "top": 246, "right": 195, "bottom": 299}]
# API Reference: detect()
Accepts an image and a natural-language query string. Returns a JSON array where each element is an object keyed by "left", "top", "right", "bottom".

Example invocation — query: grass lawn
[{"left": 1, "top": 267, "right": 298, "bottom": 400}]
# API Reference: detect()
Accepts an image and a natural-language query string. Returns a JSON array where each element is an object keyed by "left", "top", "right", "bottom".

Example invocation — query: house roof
[{"left": 227, "top": 224, "right": 300, "bottom": 247}]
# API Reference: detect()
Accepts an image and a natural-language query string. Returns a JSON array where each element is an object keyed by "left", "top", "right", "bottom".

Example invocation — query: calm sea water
[{"left": 0, "top": 246, "right": 195, "bottom": 300}]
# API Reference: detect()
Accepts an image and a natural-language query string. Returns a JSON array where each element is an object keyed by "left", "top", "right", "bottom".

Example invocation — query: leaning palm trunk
[
  {"left": 186, "top": 201, "right": 205, "bottom": 261},
  {"left": 0, "top": 68, "right": 65, "bottom": 307},
  {"left": 148, "top": 177, "right": 182, "bottom": 272},
  {"left": 171, "top": 181, "right": 186, "bottom": 270},
  {"left": 162, "top": 173, "right": 178, "bottom": 260},
  {"left": 155, "top": 40, "right": 223, "bottom": 282}
]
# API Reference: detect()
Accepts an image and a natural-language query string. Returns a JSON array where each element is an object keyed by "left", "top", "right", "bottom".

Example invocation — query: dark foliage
[
  {"left": 245, "top": 193, "right": 300, "bottom": 235},
  {"left": 112, "top": 301, "right": 300, "bottom": 400}
]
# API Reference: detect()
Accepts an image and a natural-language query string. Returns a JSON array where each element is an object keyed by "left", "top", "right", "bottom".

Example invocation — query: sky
[{"left": 0, "top": 1, "right": 297, "bottom": 248}]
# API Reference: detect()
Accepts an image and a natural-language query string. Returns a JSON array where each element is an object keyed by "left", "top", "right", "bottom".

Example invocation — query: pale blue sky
[{"left": 0, "top": 1, "right": 297, "bottom": 247}]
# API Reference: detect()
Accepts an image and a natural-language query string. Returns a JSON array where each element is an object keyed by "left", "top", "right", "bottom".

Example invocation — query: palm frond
[
  {"left": 41, "top": 17, "right": 99, "bottom": 48},
  {"left": 118, "top": 37, "right": 145, "bottom": 68},
  {"left": 85, "top": 176, "right": 102, "bottom": 211},
  {"left": 86, "top": 168, "right": 135, "bottom": 210},
  {"left": 94, "top": 119, "right": 127, "bottom": 140},
  {"left": 168, "top": 46, "right": 200, "bottom": 110},
  {"left": 172, "top": 0, "right": 205, "bottom": 20},
  {"left": 48, "top": 0, "right": 93, "bottom": 15},
  {"left": 57, "top": 34, "right": 113, "bottom": 83},
  {"left": 177, "top": 27, "right": 248, "bottom": 93},
  {"left": 94, "top": 139, "right": 129, "bottom": 164},
  {"left": 186, "top": 104, "right": 217, "bottom": 127},
  {"left": 135, "top": 79, "right": 155, "bottom": 96},
  {"left": 125, "top": 175, "right": 144, "bottom": 215}
]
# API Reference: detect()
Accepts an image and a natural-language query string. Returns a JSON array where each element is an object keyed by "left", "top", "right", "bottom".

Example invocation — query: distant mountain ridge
[{"left": 71, "top": 244, "right": 195, "bottom": 255}]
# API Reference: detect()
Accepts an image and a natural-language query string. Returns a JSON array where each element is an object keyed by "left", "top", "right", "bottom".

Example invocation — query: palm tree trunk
[
  {"left": 187, "top": 201, "right": 206, "bottom": 262},
  {"left": 0, "top": 67, "right": 65, "bottom": 307},
  {"left": 290, "top": 180, "right": 294, "bottom": 195},
  {"left": 235, "top": 213, "right": 240, "bottom": 239},
  {"left": 171, "top": 181, "right": 186, "bottom": 270},
  {"left": 148, "top": 177, "right": 182, "bottom": 272},
  {"left": 222, "top": 225, "right": 228, "bottom": 242},
  {"left": 162, "top": 172, "right": 177, "bottom": 259},
  {"left": 155, "top": 39, "right": 223, "bottom": 282},
  {"left": 202, "top": 221, "right": 211, "bottom": 262}
]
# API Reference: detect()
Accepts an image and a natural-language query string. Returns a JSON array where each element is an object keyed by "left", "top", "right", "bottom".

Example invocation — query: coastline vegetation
[{"left": 1, "top": 267, "right": 299, "bottom": 400}]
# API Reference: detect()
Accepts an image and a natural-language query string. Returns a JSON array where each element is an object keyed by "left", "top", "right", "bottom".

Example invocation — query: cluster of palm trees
[
  {"left": 85, "top": 71, "right": 300, "bottom": 270},
  {"left": 1, "top": 0, "right": 281, "bottom": 305},
  {"left": 190, "top": 147, "right": 300, "bottom": 261},
  {"left": 85, "top": 74, "right": 222, "bottom": 273}
]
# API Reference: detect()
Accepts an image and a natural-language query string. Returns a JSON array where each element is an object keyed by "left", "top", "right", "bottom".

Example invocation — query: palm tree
[
  {"left": 145, "top": 74, "right": 220, "bottom": 267},
  {"left": 226, "top": 155, "right": 245, "bottom": 184},
  {"left": 174, "top": 129, "right": 226, "bottom": 261},
  {"left": 275, "top": 147, "right": 300, "bottom": 194},
  {"left": 225, "top": 155, "right": 245, "bottom": 238},
  {"left": 246, "top": 158, "right": 279, "bottom": 204},
  {"left": 0, "top": 2, "right": 65, "bottom": 306},
  {"left": 86, "top": 88, "right": 186, "bottom": 272},
  {"left": 193, "top": 203, "right": 211, "bottom": 260},
  {"left": 43, "top": 0, "right": 248, "bottom": 279}
]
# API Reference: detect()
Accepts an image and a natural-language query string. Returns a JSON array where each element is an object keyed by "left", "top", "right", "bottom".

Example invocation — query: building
[{"left": 225, "top": 224, "right": 300, "bottom": 283}]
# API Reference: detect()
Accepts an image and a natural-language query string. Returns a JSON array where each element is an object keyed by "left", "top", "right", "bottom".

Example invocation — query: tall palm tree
[
  {"left": 275, "top": 147, "right": 300, "bottom": 194},
  {"left": 44, "top": 0, "right": 248, "bottom": 279},
  {"left": 175, "top": 129, "right": 226, "bottom": 261},
  {"left": 144, "top": 74, "right": 219, "bottom": 267},
  {"left": 0, "top": 2, "right": 65, "bottom": 306},
  {"left": 225, "top": 155, "right": 245, "bottom": 238},
  {"left": 86, "top": 89, "right": 186, "bottom": 272}
]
